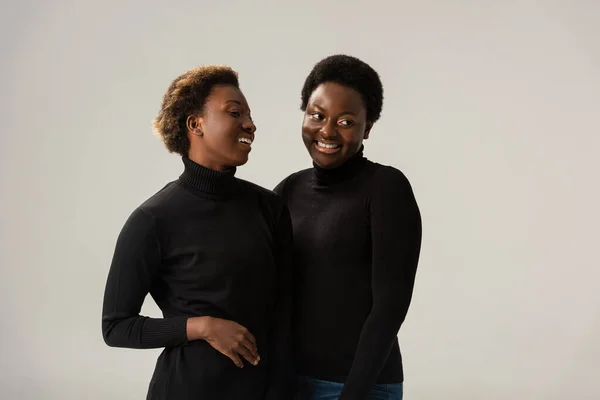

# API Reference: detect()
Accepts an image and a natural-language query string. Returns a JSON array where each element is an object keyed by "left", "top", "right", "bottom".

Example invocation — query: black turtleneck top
[
  {"left": 102, "top": 157, "right": 293, "bottom": 400},
  {"left": 274, "top": 148, "right": 422, "bottom": 400}
]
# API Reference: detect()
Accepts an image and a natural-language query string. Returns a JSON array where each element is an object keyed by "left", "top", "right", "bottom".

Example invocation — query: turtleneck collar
[
  {"left": 313, "top": 145, "right": 368, "bottom": 186},
  {"left": 178, "top": 157, "right": 238, "bottom": 196}
]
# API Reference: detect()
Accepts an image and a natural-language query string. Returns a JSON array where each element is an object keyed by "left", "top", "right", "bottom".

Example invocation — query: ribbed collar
[
  {"left": 313, "top": 145, "right": 368, "bottom": 186},
  {"left": 178, "top": 157, "right": 238, "bottom": 195}
]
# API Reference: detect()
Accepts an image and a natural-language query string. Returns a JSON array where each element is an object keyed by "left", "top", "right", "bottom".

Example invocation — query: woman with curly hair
[
  {"left": 102, "top": 65, "right": 293, "bottom": 399},
  {"left": 275, "top": 55, "right": 422, "bottom": 400}
]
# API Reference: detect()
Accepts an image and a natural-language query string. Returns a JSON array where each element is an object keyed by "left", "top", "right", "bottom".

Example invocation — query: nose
[
  {"left": 319, "top": 119, "right": 337, "bottom": 139},
  {"left": 242, "top": 116, "right": 256, "bottom": 135}
]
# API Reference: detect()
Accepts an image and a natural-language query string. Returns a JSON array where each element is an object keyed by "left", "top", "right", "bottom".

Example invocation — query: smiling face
[
  {"left": 302, "top": 82, "right": 372, "bottom": 169},
  {"left": 187, "top": 84, "right": 256, "bottom": 171}
]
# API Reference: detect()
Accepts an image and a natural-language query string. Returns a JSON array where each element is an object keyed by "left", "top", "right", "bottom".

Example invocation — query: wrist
[{"left": 186, "top": 316, "right": 212, "bottom": 341}]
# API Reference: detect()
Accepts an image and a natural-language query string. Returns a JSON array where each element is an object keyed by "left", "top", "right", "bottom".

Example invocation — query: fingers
[
  {"left": 225, "top": 351, "right": 244, "bottom": 368},
  {"left": 234, "top": 330, "right": 260, "bottom": 365},
  {"left": 240, "top": 336, "right": 259, "bottom": 360},
  {"left": 235, "top": 341, "right": 260, "bottom": 366},
  {"left": 242, "top": 328, "right": 257, "bottom": 345},
  {"left": 205, "top": 320, "right": 260, "bottom": 368}
]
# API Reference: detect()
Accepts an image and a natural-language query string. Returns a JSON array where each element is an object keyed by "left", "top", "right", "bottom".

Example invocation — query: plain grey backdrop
[{"left": 1, "top": 1, "right": 599, "bottom": 399}]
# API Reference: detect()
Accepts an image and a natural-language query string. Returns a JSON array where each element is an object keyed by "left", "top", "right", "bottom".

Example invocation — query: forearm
[
  {"left": 102, "top": 313, "right": 189, "bottom": 349},
  {"left": 338, "top": 297, "right": 411, "bottom": 399},
  {"left": 341, "top": 260, "right": 418, "bottom": 398}
]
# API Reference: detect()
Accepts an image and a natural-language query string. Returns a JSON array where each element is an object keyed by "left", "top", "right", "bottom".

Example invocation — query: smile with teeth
[
  {"left": 316, "top": 141, "right": 341, "bottom": 149},
  {"left": 238, "top": 137, "right": 253, "bottom": 145}
]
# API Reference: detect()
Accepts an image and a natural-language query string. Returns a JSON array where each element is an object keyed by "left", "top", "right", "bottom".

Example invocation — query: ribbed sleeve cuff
[{"left": 140, "top": 316, "right": 189, "bottom": 348}]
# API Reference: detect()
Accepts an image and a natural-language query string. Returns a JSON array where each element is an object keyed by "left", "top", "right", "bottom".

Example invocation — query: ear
[
  {"left": 363, "top": 121, "right": 373, "bottom": 140},
  {"left": 186, "top": 115, "right": 203, "bottom": 137}
]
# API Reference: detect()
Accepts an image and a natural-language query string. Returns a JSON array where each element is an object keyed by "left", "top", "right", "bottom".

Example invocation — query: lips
[
  {"left": 238, "top": 136, "right": 253, "bottom": 145},
  {"left": 314, "top": 140, "right": 342, "bottom": 154}
]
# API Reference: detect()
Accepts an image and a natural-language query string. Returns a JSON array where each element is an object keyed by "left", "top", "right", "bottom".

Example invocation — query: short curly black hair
[
  {"left": 153, "top": 65, "right": 239, "bottom": 156},
  {"left": 300, "top": 54, "right": 384, "bottom": 123}
]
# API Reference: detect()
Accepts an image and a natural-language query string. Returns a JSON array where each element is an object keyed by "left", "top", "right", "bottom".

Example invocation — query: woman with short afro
[
  {"left": 102, "top": 65, "right": 293, "bottom": 399},
  {"left": 275, "top": 55, "right": 422, "bottom": 400}
]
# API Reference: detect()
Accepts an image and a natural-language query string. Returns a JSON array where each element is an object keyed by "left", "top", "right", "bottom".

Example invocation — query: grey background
[{"left": 1, "top": 0, "right": 599, "bottom": 399}]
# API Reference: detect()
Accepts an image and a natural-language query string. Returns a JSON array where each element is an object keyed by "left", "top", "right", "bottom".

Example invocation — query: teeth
[
  {"left": 239, "top": 138, "right": 253, "bottom": 144},
  {"left": 317, "top": 141, "right": 340, "bottom": 149}
]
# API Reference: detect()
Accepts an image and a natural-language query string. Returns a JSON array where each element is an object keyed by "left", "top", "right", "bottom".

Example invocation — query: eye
[
  {"left": 229, "top": 111, "right": 241, "bottom": 117},
  {"left": 339, "top": 119, "right": 355, "bottom": 127},
  {"left": 309, "top": 112, "right": 324, "bottom": 121}
]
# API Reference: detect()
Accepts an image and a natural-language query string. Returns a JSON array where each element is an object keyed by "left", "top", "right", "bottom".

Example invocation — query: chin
[
  {"left": 234, "top": 155, "right": 249, "bottom": 167},
  {"left": 311, "top": 152, "right": 343, "bottom": 169}
]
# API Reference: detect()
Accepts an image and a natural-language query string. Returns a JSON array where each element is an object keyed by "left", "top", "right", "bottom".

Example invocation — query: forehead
[
  {"left": 206, "top": 84, "right": 249, "bottom": 108},
  {"left": 308, "top": 82, "right": 365, "bottom": 114}
]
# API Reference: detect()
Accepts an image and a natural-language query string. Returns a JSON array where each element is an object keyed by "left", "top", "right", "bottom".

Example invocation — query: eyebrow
[
  {"left": 225, "top": 100, "right": 249, "bottom": 111},
  {"left": 225, "top": 100, "right": 251, "bottom": 116},
  {"left": 311, "top": 103, "right": 357, "bottom": 116}
]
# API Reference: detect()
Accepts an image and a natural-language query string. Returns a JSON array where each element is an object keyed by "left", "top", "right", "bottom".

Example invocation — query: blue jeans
[{"left": 296, "top": 376, "right": 403, "bottom": 400}]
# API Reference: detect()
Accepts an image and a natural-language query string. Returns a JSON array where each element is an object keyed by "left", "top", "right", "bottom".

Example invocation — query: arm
[
  {"left": 101, "top": 207, "right": 188, "bottom": 349},
  {"left": 264, "top": 203, "right": 295, "bottom": 399},
  {"left": 339, "top": 167, "right": 422, "bottom": 399},
  {"left": 273, "top": 176, "right": 288, "bottom": 198},
  {"left": 103, "top": 207, "right": 261, "bottom": 366}
]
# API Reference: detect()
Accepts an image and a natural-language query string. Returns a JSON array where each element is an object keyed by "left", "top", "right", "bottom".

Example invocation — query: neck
[
  {"left": 179, "top": 156, "right": 237, "bottom": 196},
  {"left": 313, "top": 145, "right": 367, "bottom": 186},
  {"left": 187, "top": 146, "right": 231, "bottom": 172}
]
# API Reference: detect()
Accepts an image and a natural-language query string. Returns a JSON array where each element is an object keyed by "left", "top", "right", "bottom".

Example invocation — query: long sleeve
[
  {"left": 264, "top": 203, "right": 295, "bottom": 399},
  {"left": 101, "top": 207, "right": 188, "bottom": 349},
  {"left": 273, "top": 176, "right": 288, "bottom": 199},
  {"left": 339, "top": 167, "right": 422, "bottom": 399}
]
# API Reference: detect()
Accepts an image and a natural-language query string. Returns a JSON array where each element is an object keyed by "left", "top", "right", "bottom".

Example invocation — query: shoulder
[
  {"left": 273, "top": 168, "right": 312, "bottom": 197},
  {"left": 368, "top": 161, "right": 413, "bottom": 189},
  {"left": 237, "top": 178, "right": 291, "bottom": 229},
  {"left": 237, "top": 178, "right": 280, "bottom": 202},
  {"left": 366, "top": 161, "right": 419, "bottom": 205},
  {"left": 137, "top": 181, "right": 181, "bottom": 215},
  {"left": 237, "top": 178, "right": 287, "bottom": 213},
  {"left": 115, "top": 205, "right": 159, "bottom": 245},
  {"left": 122, "top": 181, "right": 181, "bottom": 226},
  {"left": 125, "top": 180, "right": 191, "bottom": 233}
]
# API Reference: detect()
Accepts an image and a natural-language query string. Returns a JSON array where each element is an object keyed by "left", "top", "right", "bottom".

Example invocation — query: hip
[
  {"left": 295, "top": 376, "right": 403, "bottom": 400},
  {"left": 147, "top": 342, "right": 268, "bottom": 399}
]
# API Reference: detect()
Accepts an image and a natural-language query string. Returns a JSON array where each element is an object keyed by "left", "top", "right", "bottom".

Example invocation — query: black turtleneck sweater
[
  {"left": 102, "top": 157, "right": 293, "bottom": 400},
  {"left": 274, "top": 148, "right": 422, "bottom": 400}
]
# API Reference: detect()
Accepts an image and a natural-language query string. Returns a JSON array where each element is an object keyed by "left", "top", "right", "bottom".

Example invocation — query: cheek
[
  {"left": 203, "top": 118, "right": 222, "bottom": 137},
  {"left": 301, "top": 121, "right": 316, "bottom": 138},
  {"left": 340, "top": 128, "right": 364, "bottom": 145},
  {"left": 212, "top": 119, "right": 236, "bottom": 139}
]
